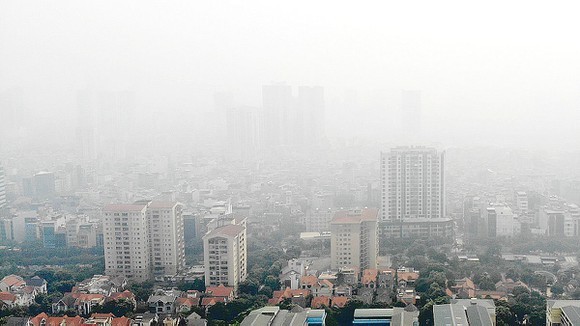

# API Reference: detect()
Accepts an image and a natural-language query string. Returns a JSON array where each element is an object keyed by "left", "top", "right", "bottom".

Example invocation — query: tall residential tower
[{"left": 380, "top": 147, "right": 451, "bottom": 238}]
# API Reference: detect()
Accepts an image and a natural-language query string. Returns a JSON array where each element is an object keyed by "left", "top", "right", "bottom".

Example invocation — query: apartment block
[
  {"left": 103, "top": 204, "right": 152, "bottom": 282},
  {"left": 147, "top": 201, "right": 185, "bottom": 277},
  {"left": 203, "top": 217, "right": 247, "bottom": 291},
  {"left": 330, "top": 208, "right": 378, "bottom": 270}
]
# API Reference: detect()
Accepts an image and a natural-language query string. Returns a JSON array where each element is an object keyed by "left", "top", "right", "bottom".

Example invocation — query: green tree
[{"left": 95, "top": 299, "right": 135, "bottom": 317}]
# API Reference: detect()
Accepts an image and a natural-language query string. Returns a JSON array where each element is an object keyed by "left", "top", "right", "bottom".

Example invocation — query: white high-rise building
[
  {"left": 103, "top": 201, "right": 185, "bottom": 282},
  {"left": 147, "top": 201, "right": 185, "bottom": 277},
  {"left": 380, "top": 146, "right": 445, "bottom": 221},
  {"left": 330, "top": 208, "right": 378, "bottom": 270},
  {"left": 103, "top": 204, "right": 151, "bottom": 282},
  {"left": 203, "top": 217, "right": 247, "bottom": 290}
]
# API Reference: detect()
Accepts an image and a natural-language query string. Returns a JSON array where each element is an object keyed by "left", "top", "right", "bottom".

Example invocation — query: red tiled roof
[
  {"left": 331, "top": 296, "right": 349, "bottom": 308},
  {"left": 201, "top": 297, "right": 225, "bottom": 307},
  {"left": 112, "top": 316, "right": 132, "bottom": 326},
  {"left": 331, "top": 208, "right": 378, "bottom": 224},
  {"left": 271, "top": 287, "right": 311, "bottom": 301},
  {"left": 205, "top": 285, "right": 234, "bottom": 298},
  {"left": 29, "top": 313, "right": 85, "bottom": 326},
  {"left": 176, "top": 297, "right": 198, "bottom": 307},
  {"left": 362, "top": 269, "right": 379, "bottom": 284},
  {"left": 0, "top": 275, "right": 25, "bottom": 287},
  {"left": 300, "top": 275, "right": 318, "bottom": 287},
  {"left": 398, "top": 272, "right": 419, "bottom": 281},
  {"left": 311, "top": 296, "right": 330, "bottom": 308},
  {"left": 0, "top": 292, "right": 16, "bottom": 302},
  {"left": 108, "top": 290, "right": 135, "bottom": 300}
]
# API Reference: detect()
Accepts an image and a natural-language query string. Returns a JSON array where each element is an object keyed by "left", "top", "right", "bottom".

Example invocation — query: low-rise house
[
  {"left": 27, "top": 312, "right": 84, "bottom": 326},
  {"left": 377, "top": 269, "right": 395, "bottom": 288},
  {"left": 147, "top": 289, "right": 181, "bottom": 314},
  {"left": 495, "top": 278, "right": 530, "bottom": 294},
  {"left": 84, "top": 313, "right": 132, "bottom": 326},
  {"left": 175, "top": 297, "right": 200, "bottom": 313},
  {"left": 279, "top": 259, "right": 306, "bottom": 290},
  {"left": 0, "top": 274, "right": 46, "bottom": 306},
  {"left": 331, "top": 296, "right": 349, "bottom": 308},
  {"left": 200, "top": 297, "right": 225, "bottom": 310},
  {"left": 204, "top": 285, "right": 234, "bottom": 303},
  {"left": 333, "top": 284, "right": 352, "bottom": 297},
  {"left": 0, "top": 292, "right": 17, "bottom": 308},
  {"left": 268, "top": 288, "right": 311, "bottom": 308},
  {"left": 451, "top": 278, "right": 477, "bottom": 299},
  {"left": 300, "top": 275, "right": 333, "bottom": 297},
  {"left": 0, "top": 275, "right": 25, "bottom": 293},
  {"left": 51, "top": 292, "right": 106, "bottom": 315},
  {"left": 311, "top": 296, "right": 330, "bottom": 308},
  {"left": 475, "top": 290, "right": 507, "bottom": 300},
  {"left": 338, "top": 267, "right": 359, "bottom": 286},
  {"left": 74, "top": 275, "right": 127, "bottom": 296},
  {"left": 24, "top": 276, "right": 48, "bottom": 294},
  {"left": 106, "top": 290, "right": 137, "bottom": 309},
  {"left": 131, "top": 313, "right": 159, "bottom": 326},
  {"left": 185, "top": 312, "right": 206, "bottom": 326},
  {"left": 361, "top": 269, "right": 378, "bottom": 288},
  {"left": 397, "top": 271, "right": 419, "bottom": 288}
]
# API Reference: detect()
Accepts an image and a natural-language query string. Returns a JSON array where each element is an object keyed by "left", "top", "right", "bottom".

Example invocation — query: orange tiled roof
[
  {"left": 0, "top": 275, "right": 25, "bottom": 288},
  {"left": 111, "top": 316, "right": 132, "bottom": 326},
  {"left": 205, "top": 284, "right": 234, "bottom": 298},
  {"left": 0, "top": 292, "right": 17, "bottom": 302},
  {"left": 201, "top": 297, "right": 225, "bottom": 307},
  {"left": 362, "top": 269, "right": 379, "bottom": 284},
  {"left": 29, "top": 313, "right": 85, "bottom": 326},
  {"left": 108, "top": 290, "right": 135, "bottom": 300},
  {"left": 331, "top": 296, "right": 349, "bottom": 308},
  {"left": 300, "top": 275, "right": 318, "bottom": 287},
  {"left": 272, "top": 287, "right": 311, "bottom": 301},
  {"left": 311, "top": 296, "right": 330, "bottom": 308},
  {"left": 398, "top": 272, "right": 419, "bottom": 281},
  {"left": 176, "top": 297, "right": 198, "bottom": 307}
]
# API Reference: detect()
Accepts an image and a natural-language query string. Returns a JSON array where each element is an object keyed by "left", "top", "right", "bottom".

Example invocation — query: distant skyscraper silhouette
[{"left": 261, "top": 83, "right": 325, "bottom": 149}]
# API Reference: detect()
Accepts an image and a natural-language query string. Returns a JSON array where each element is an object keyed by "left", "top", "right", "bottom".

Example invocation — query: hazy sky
[{"left": 1, "top": 1, "right": 580, "bottom": 149}]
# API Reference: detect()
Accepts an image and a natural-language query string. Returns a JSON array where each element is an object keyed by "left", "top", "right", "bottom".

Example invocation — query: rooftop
[
  {"left": 331, "top": 208, "right": 378, "bottom": 224},
  {"left": 104, "top": 204, "right": 147, "bottom": 212},
  {"left": 205, "top": 224, "right": 245, "bottom": 238},
  {"left": 149, "top": 201, "right": 180, "bottom": 209}
]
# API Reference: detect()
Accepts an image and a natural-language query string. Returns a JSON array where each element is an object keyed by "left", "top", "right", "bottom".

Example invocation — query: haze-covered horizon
[{"left": 2, "top": 1, "right": 580, "bottom": 151}]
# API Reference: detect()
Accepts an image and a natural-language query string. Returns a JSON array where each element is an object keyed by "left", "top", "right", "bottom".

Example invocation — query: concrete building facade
[
  {"left": 330, "top": 208, "right": 378, "bottom": 270},
  {"left": 103, "top": 204, "right": 152, "bottom": 282},
  {"left": 203, "top": 217, "right": 247, "bottom": 290}
]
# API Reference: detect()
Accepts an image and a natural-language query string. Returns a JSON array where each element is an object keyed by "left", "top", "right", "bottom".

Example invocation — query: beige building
[
  {"left": 147, "top": 201, "right": 185, "bottom": 278},
  {"left": 330, "top": 208, "right": 378, "bottom": 270},
  {"left": 203, "top": 217, "right": 247, "bottom": 290},
  {"left": 103, "top": 201, "right": 186, "bottom": 282},
  {"left": 103, "top": 204, "right": 151, "bottom": 282}
]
